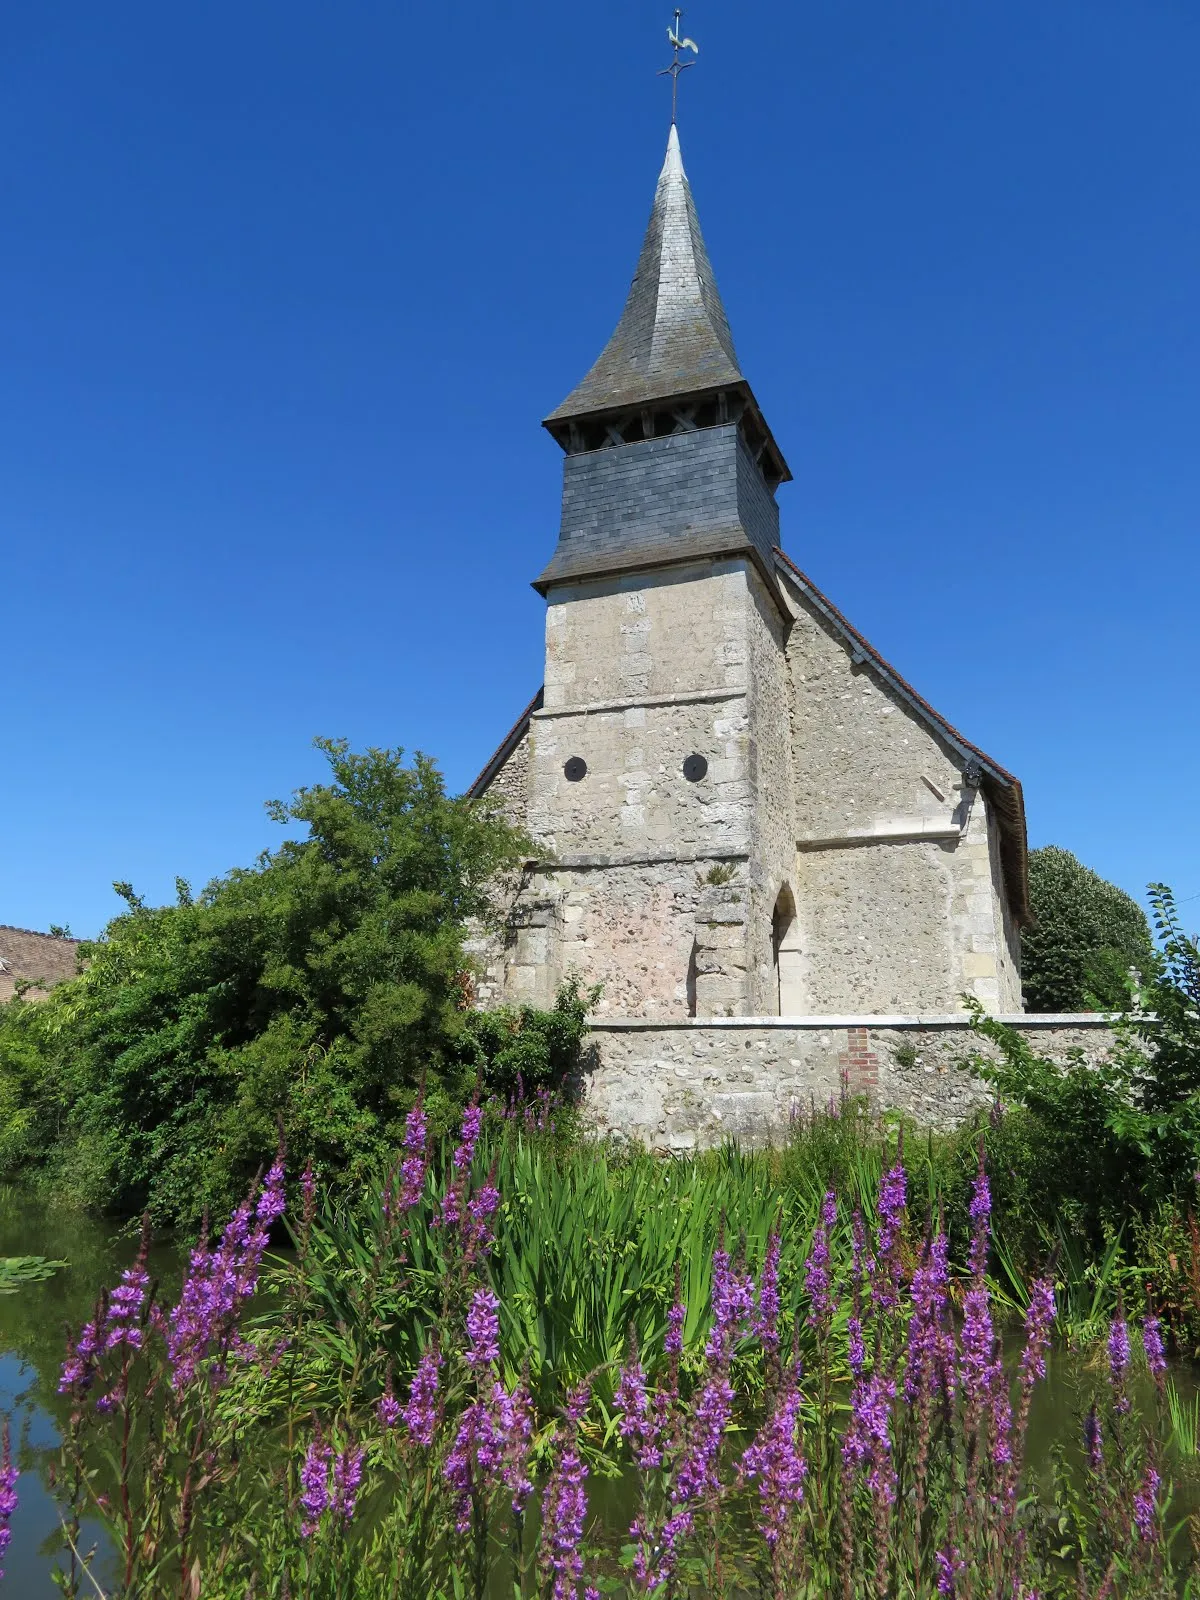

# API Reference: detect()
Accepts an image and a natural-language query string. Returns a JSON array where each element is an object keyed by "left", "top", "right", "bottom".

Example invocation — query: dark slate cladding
[
  {"left": 547, "top": 126, "right": 742, "bottom": 421},
  {"left": 534, "top": 424, "right": 780, "bottom": 592}
]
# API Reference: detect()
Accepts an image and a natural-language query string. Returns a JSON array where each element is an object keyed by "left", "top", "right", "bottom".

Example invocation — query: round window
[
  {"left": 683, "top": 753, "right": 708, "bottom": 782},
  {"left": 564, "top": 757, "right": 587, "bottom": 782}
]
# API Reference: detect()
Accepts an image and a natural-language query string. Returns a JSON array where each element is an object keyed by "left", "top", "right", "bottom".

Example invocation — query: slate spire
[{"left": 547, "top": 125, "right": 745, "bottom": 422}]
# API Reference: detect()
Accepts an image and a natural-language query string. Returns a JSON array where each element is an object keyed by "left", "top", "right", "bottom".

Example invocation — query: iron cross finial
[{"left": 658, "top": 8, "right": 698, "bottom": 126}]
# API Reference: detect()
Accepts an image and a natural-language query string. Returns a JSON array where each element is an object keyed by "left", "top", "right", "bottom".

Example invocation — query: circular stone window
[
  {"left": 683, "top": 753, "right": 708, "bottom": 783},
  {"left": 563, "top": 757, "right": 587, "bottom": 782}
]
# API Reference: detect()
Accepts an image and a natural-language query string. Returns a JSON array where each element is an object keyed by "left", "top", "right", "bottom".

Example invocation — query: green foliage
[
  {"left": 969, "top": 884, "right": 1200, "bottom": 1272},
  {"left": 1021, "top": 844, "right": 1154, "bottom": 1012},
  {"left": 0, "top": 740, "right": 591, "bottom": 1226}
]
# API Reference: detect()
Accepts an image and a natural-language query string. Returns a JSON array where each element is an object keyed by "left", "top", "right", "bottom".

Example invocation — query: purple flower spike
[
  {"left": 755, "top": 1232, "right": 781, "bottom": 1352},
  {"left": 1133, "top": 1465, "right": 1161, "bottom": 1541},
  {"left": 401, "top": 1347, "right": 442, "bottom": 1445},
  {"left": 1107, "top": 1316, "right": 1132, "bottom": 1414},
  {"left": 166, "top": 1158, "right": 286, "bottom": 1392},
  {"left": 664, "top": 1298, "right": 686, "bottom": 1358},
  {"left": 0, "top": 1424, "right": 17, "bottom": 1579},
  {"left": 1018, "top": 1277, "right": 1056, "bottom": 1390},
  {"left": 968, "top": 1151, "right": 992, "bottom": 1277},
  {"left": 741, "top": 1379, "right": 807, "bottom": 1549},
  {"left": 540, "top": 1438, "right": 589, "bottom": 1600},
  {"left": 299, "top": 1436, "right": 332, "bottom": 1537},
  {"left": 904, "top": 1232, "right": 952, "bottom": 1402},
  {"left": 454, "top": 1104, "right": 483, "bottom": 1173},
  {"left": 805, "top": 1203, "right": 835, "bottom": 1329},
  {"left": 615, "top": 1356, "right": 661, "bottom": 1469},
  {"left": 376, "top": 1379, "right": 401, "bottom": 1431},
  {"left": 934, "top": 1546, "right": 964, "bottom": 1596},
  {"left": 465, "top": 1288, "right": 501, "bottom": 1371},
  {"left": 842, "top": 1371, "right": 897, "bottom": 1504},
  {"left": 332, "top": 1444, "right": 365, "bottom": 1524},
  {"left": 1143, "top": 1316, "right": 1167, "bottom": 1383},
  {"left": 1083, "top": 1405, "right": 1103, "bottom": 1472}
]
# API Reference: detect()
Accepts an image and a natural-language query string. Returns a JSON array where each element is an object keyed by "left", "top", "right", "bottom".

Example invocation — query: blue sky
[{"left": 3, "top": 1, "right": 1198, "bottom": 939}]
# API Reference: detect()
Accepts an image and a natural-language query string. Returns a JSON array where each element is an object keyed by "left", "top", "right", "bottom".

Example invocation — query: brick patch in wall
[{"left": 839, "top": 1026, "right": 879, "bottom": 1092}]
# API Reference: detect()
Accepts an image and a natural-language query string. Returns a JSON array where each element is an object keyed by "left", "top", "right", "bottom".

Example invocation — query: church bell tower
[{"left": 511, "top": 125, "right": 800, "bottom": 1020}]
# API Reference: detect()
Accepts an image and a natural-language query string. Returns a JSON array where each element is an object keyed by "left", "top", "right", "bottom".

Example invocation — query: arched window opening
[{"left": 772, "top": 887, "right": 805, "bottom": 1016}]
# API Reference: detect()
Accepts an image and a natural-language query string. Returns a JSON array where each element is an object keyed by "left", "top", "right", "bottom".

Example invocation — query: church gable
[{"left": 774, "top": 552, "right": 1029, "bottom": 926}]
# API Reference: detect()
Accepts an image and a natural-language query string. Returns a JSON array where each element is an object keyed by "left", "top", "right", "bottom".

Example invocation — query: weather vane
[{"left": 658, "top": 8, "right": 698, "bottom": 126}]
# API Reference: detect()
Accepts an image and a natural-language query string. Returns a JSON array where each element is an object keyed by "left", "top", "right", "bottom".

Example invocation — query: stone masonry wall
[
  {"left": 582, "top": 1017, "right": 1124, "bottom": 1148},
  {"left": 516, "top": 559, "right": 779, "bottom": 1017},
  {"left": 742, "top": 563, "right": 798, "bottom": 1013},
  {"left": 782, "top": 577, "right": 1017, "bottom": 1014}
]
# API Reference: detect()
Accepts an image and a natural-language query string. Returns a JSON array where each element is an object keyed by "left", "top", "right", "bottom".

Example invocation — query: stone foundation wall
[{"left": 580, "top": 1015, "right": 1126, "bottom": 1148}]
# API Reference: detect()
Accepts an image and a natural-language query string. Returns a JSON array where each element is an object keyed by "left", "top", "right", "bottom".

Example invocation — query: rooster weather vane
[{"left": 658, "top": 8, "right": 698, "bottom": 126}]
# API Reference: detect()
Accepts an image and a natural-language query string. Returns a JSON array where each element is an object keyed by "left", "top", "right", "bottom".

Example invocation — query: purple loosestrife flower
[
  {"left": 166, "top": 1158, "right": 286, "bottom": 1390},
  {"left": 805, "top": 1196, "right": 836, "bottom": 1328},
  {"left": 1019, "top": 1277, "right": 1056, "bottom": 1390},
  {"left": 615, "top": 1356, "right": 661, "bottom": 1469},
  {"left": 960, "top": 1280, "right": 996, "bottom": 1412},
  {"left": 1083, "top": 1405, "right": 1104, "bottom": 1473},
  {"left": 401, "top": 1347, "right": 442, "bottom": 1446},
  {"left": 0, "top": 1424, "right": 16, "bottom": 1579},
  {"left": 664, "top": 1298, "right": 685, "bottom": 1358},
  {"left": 376, "top": 1379, "right": 402, "bottom": 1431},
  {"left": 740, "top": 1379, "right": 807, "bottom": 1549},
  {"left": 935, "top": 1546, "right": 965, "bottom": 1596},
  {"left": 443, "top": 1412, "right": 477, "bottom": 1534},
  {"left": 256, "top": 1156, "right": 287, "bottom": 1228},
  {"left": 454, "top": 1104, "right": 483, "bottom": 1172},
  {"left": 299, "top": 1437, "right": 332, "bottom": 1537},
  {"left": 59, "top": 1316, "right": 101, "bottom": 1395},
  {"left": 540, "top": 1436, "right": 589, "bottom": 1600},
  {"left": 465, "top": 1287, "right": 501, "bottom": 1371},
  {"left": 842, "top": 1372, "right": 897, "bottom": 1504},
  {"left": 332, "top": 1445, "right": 365, "bottom": 1524},
  {"left": 968, "top": 1152, "right": 991, "bottom": 1278},
  {"left": 1108, "top": 1316, "right": 1132, "bottom": 1415},
  {"left": 1133, "top": 1466, "right": 1161, "bottom": 1541},
  {"left": 904, "top": 1231, "right": 952, "bottom": 1402},
  {"left": 103, "top": 1262, "right": 150, "bottom": 1353},
  {"left": 847, "top": 1316, "right": 865, "bottom": 1378},
  {"left": 632, "top": 1509, "right": 694, "bottom": 1595},
  {"left": 395, "top": 1101, "right": 428, "bottom": 1212},
  {"left": 675, "top": 1374, "right": 735, "bottom": 1503},
  {"left": 876, "top": 1161, "right": 906, "bottom": 1291},
  {"left": 496, "top": 1382, "right": 535, "bottom": 1516},
  {"left": 1143, "top": 1316, "right": 1167, "bottom": 1386},
  {"left": 755, "top": 1231, "right": 781, "bottom": 1352}
]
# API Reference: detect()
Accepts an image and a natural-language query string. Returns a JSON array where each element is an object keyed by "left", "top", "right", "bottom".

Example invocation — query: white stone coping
[{"left": 589, "top": 1013, "right": 1143, "bottom": 1032}]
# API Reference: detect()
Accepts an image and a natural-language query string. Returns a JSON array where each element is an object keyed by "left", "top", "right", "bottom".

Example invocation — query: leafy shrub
[
  {"left": 1021, "top": 845, "right": 1154, "bottom": 1012},
  {"left": 968, "top": 883, "right": 1200, "bottom": 1268},
  {"left": 0, "top": 741, "right": 591, "bottom": 1225}
]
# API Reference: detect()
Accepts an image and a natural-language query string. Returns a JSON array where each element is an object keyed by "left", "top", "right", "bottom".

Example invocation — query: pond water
[{"left": 0, "top": 1190, "right": 1196, "bottom": 1596}]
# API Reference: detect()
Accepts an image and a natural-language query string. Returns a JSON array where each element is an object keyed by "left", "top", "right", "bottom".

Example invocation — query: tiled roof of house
[{"left": 0, "top": 923, "right": 82, "bottom": 998}]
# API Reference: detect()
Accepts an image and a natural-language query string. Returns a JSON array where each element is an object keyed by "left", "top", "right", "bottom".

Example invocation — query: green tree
[
  {"left": 0, "top": 740, "right": 587, "bottom": 1224},
  {"left": 1021, "top": 845, "right": 1154, "bottom": 1012}
]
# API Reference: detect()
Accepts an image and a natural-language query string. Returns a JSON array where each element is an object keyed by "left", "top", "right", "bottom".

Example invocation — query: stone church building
[{"left": 467, "top": 130, "right": 1093, "bottom": 1140}]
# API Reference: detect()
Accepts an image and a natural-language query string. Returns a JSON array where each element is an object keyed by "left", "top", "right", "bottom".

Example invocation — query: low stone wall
[{"left": 580, "top": 1015, "right": 1127, "bottom": 1148}]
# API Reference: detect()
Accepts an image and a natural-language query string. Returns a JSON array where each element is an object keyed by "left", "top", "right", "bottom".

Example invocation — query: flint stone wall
[{"left": 580, "top": 1015, "right": 1126, "bottom": 1148}]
